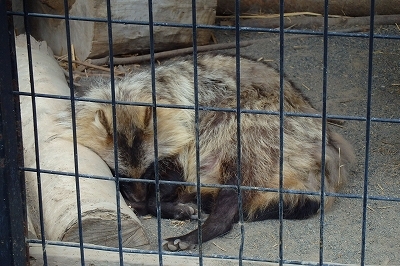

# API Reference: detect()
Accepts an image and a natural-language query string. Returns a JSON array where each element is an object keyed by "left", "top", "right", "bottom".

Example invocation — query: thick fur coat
[{"left": 59, "top": 54, "right": 355, "bottom": 251}]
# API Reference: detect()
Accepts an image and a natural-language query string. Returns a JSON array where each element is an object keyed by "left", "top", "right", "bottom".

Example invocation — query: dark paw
[
  {"left": 173, "top": 203, "right": 198, "bottom": 220},
  {"left": 162, "top": 238, "right": 195, "bottom": 251}
]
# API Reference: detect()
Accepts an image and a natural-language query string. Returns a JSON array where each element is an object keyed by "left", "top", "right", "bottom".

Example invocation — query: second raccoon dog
[{"left": 60, "top": 54, "right": 355, "bottom": 251}]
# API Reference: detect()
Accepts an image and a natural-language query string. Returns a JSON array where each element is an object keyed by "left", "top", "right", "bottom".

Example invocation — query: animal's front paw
[
  {"left": 162, "top": 238, "right": 195, "bottom": 251},
  {"left": 174, "top": 203, "right": 198, "bottom": 220}
]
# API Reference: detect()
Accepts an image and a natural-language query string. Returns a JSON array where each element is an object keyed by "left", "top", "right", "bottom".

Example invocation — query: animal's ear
[
  {"left": 94, "top": 109, "right": 112, "bottom": 135},
  {"left": 134, "top": 106, "right": 152, "bottom": 130},
  {"left": 142, "top": 106, "right": 152, "bottom": 129}
]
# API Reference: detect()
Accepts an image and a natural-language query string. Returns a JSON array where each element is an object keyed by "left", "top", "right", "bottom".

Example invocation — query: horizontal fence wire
[
  {"left": 26, "top": 238, "right": 357, "bottom": 266},
  {"left": 14, "top": 91, "right": 400, "bottom": 124},
  {"left": 5, "top": 10, "right": 400, "bottom": 40},
  {"left": 17, "top": 166, "right": 400, "bottom": 204},
  {"left": 4, "top": 0, "right": 399, "bottom": 265}
]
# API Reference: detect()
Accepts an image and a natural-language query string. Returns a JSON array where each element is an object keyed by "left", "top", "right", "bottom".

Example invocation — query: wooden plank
[{"left": 217, "top": 0, "right": 400, "bottom": 16}]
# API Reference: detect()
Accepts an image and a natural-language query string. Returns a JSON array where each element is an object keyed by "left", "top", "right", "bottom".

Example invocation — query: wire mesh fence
[{"left": 1, "top": 0, "right": 400, "bottom": 265}]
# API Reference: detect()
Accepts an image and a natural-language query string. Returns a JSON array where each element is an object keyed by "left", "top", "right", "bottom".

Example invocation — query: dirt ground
[{"left": 132, "top": 25, "right": 400, "bottom": 265}]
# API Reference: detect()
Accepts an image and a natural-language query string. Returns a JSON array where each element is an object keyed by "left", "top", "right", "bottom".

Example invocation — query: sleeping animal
[{"left": 59, "top": 53, "right": 355, "bottom": 251}]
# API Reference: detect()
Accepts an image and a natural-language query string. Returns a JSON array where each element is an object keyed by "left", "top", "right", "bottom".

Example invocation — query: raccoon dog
[{"left": 60, "top": 54, "right": 355, "bottom": 251}]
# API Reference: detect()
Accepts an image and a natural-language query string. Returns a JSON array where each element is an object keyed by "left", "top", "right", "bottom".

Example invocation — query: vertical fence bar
[
  {"left": 234, "top": 0, "right": 245, "bottom": 265},
  {"left": 20, "top": 0, "right": 49, "bottom": 261},
  {"left": 278, "top": 0, "right": 285, "bottom": 265},
  {"left": 146, "top": 1, "right": 164, "bottom": 265},
  {"left": 190, "top": 0, "right": 204, "bottom": 264},
  {"left": 104, "top": 1, "right": 125, "bottom": 265},
  {"left": 0, "top": 0, "right": 27, "bottom": 265},
  {"left": 319, "top": 0, "right": 330, "bottom": 264},
  {"left": 361, "top": 0, "right": 376, "bottom": 264},
  {"left": 61, "top": 0, "right": 86, "bottom": 264}
]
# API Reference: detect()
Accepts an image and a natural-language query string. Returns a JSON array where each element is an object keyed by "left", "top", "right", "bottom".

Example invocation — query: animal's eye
[{"left": 129, "top": 136, "right": 135, "bottom": 147}]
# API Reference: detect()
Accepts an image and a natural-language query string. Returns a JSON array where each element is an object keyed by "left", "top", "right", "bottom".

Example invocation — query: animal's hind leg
[
  {"left": 163, "top": 186, "right": 239, "bottom": 251},
  {"left": 248, "top": 194, "right": 321, "bottom": 221}
]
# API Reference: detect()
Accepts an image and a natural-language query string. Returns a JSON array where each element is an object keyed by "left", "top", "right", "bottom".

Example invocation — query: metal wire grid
[{"left": 1, "top": 0, "right": 400, "bottom": 265}]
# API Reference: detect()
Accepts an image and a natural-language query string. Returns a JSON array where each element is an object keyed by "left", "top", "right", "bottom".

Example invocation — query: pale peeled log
[{"left": 17, "top": 35, "right": 149, "bottom": 248}]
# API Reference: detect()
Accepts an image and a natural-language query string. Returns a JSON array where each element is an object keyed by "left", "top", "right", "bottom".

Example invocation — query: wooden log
[
  {"left": 26, "top": 208, "right": 38, "bottom": 239},
  {"left": 217, "top": 0, "right": 400, "bottom": 17},
  {"left": 239, "top": 14, "right": 400, "bottom": 29},
  {"left": 16, "top": 35, "right": 149, "bottom": 249},
  {"left": 26, "top": 0, "right": 217, "bottom": 60}
]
